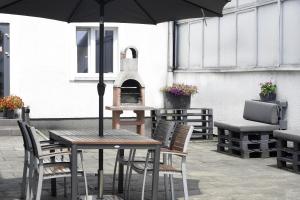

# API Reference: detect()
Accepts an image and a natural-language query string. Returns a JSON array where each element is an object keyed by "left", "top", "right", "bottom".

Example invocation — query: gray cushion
[
  {"left": 274, "top": 130, "right": 300, "bottom": 143},
  {"left": 243, "top": 100, "right": 279, "bottom": 125},
  {"left": 215, "top": 119, "right": 280, "bottom": 132}
]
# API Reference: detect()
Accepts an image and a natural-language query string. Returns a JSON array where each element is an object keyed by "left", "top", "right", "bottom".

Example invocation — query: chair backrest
[
  {"left": 17, "top": 120, "right": 32, "bottom": 151},
  {"left": 170, "top": 124, "right": 194, "bottom": 153},
  {"left": 25, "top": 124, "right": 43, "bottom": 158},
  {"left": 152, "top": 120, "right": 176, "bottom": 147}
]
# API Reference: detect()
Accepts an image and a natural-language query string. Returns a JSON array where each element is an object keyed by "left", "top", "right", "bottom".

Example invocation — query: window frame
[{"left": 74, "top": 25, "right": 119, "bottom": 81}]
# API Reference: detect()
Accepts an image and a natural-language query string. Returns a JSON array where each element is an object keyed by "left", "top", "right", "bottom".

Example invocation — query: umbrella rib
[
  {"left": 133, "top": 0, "right": 157, "bottom": 25},
  {"left": 67, "top": 0, "right": 84, "bottom": 23},
  {"left": 0, "top": 0, "right": 24, "bottom": 10},
  {"left": 181, "top": 0, "right": 223, "bottom": 17}
]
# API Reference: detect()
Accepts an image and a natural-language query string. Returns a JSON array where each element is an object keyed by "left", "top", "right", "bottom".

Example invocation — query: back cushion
[{"left": 243, "top": 100, "right": 279, "bottom": 124}]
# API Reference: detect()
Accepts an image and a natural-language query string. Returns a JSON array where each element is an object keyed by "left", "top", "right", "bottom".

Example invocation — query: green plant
[
  {"left": 260, "top": 81, "right": 276, "bottom": 96},
  {"left": 3, "top": 95, "right": 24, "bottom": 110},
  {"left": 162, "top": 83, "right": 198, "bottom": 96}
]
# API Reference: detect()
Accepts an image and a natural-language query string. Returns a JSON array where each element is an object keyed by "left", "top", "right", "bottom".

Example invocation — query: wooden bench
[{"left": 215, "top": 100, "right": 287, "bottom": 158}]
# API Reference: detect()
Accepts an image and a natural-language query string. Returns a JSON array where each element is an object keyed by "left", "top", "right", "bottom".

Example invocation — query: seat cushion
[
  {"left": 215, "top": 119, "right": 280, "bottom": 132},
  {"left": 274, "top": 130, "right": 300, "bottom": 143},
  {"left": 243, "top": 100, "right": 279, "bottom": 125}
]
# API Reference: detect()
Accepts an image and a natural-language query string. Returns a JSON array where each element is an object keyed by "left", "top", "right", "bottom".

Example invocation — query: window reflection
[{"left": 76, "top": 30, "right": 89, "bottom": 73}]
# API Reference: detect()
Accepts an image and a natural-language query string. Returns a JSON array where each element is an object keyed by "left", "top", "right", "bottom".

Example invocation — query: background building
[{"left": 172, "top": 0, "right": 300, "bottom": 129}]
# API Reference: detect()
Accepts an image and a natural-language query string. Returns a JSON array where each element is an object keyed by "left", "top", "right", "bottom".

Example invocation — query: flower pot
[
  {"left": 5, "top": 109, "right": 16, "bottom": 119},
  {"left": 260, "top": 93, "right": 276, "bottom": 102},
  {"left": 164, "top": 92, "right": 191, "bottom": 109},
  {"left": 0, "top": 111, "right": 4, "bottom": 118}
]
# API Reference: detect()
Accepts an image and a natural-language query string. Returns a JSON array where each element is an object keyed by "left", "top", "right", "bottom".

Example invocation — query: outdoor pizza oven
[{"left": 113, "top": 47, "right": 145, "bottom": 106}]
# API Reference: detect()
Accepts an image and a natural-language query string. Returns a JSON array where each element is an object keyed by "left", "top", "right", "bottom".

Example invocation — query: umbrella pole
[{"left": 97, "top": 0, "right": 105, "bottom": 199}]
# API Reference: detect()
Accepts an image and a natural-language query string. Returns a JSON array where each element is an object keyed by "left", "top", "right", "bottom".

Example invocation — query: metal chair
[
  {"left": 18, "top": 120, "right": 72, "bottom": 200},
  {"left": 128, "top": 124, "right": 194, "bottom": 200},
  {"left": 112, "top": 119, "right": 176, "bottom": 196},
  {"left": 22, "top": 123, "right": 88, "bottom": 200}
]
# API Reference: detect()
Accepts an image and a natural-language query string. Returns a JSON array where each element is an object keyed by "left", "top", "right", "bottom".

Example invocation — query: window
[
  {"left": 76, "top": 27, "right": 117, "bottom": 76},
  {"left": 175, "top": 0, "right": 300, "bottom": 71}
]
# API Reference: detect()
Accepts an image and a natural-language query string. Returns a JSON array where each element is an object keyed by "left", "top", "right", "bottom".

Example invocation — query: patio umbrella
[{"left": 0, "top": 0, "right": 229, "bottom": 198}]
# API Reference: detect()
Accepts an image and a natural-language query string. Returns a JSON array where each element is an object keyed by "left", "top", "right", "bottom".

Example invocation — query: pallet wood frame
[
  {"left": 216, "top": 100, "right": 288, "bottom": 158},
  {"left": 276, "top": 137, "right": 300, "bottom": 174},
  {"left": 217, "top": 128, "right": 277, "bottom": 158},
  {"left": 151, "top": 108, "right": 213, "bottom": 139}
]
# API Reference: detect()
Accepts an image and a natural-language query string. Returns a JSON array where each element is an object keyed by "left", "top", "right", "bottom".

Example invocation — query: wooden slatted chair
[
  {"left": 112, "top": 119, "right": 176, "bottom": 196},
  {"left": 128, "top": 124, "right": 194, "bottom": 200},
  {"left": 24, "top": 124, "right": 88, "bottom": 200},
  {"left": 17, "top": 120, "right": 88, "bottom": 200},
  {"left": 17, "top": 120, "right": 73, "bottom": 200}
]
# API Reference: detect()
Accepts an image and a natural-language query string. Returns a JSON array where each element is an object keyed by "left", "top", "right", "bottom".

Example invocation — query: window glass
[
  {"left": 76, "top": 29, "right": 89, "bottom": 73},
  {"left": 176, "top": 23, "right": 189, "bottom": 68},
  {"left": 96, "top": 30, "right": 114, "bottom": 73},
  {"left": 189, "top": 21, "right": 203, "bottom": 68}
]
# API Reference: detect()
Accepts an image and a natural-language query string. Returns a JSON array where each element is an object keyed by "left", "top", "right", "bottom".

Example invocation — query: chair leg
[
  {"left": 124, "top": 150, "right": 133, "bottom": 197},
  {"left": 126, "top": 149, "right": 136, "bottom": 200},
  {"left": 182, "top": 159, "right": 189, "bottom": 200},
  {"left": 64, "top": 177, "right": 67, "bottom": 197},
  {"left": 169, "top": 175, "right": 175, "bottom": 200},
  {"left": 35, "top": 165, "right": 44, "bottom": 200},
  {"left": 141, "top": 169, "right": 147, "bottom": 200},
  {"left": 79, "top": 151, "right": 89, "bottom": 198},
  {"left": 141, "top": 151, "right": 151, "bottom": 200},
  {"left": 83, "top": 172, "right": 89, "bottom": 198},
  {"left": 21, "top": 152, "right": 29, "bottom": 199},
  {"left": 28, "top": 154, "right": 35, "bottom": 200},
  {"left": 112, "top": 150, "right": 120, "bottom": 194},
  {"left": 164, "top": 174, "right": 169, "bottom": 200}
]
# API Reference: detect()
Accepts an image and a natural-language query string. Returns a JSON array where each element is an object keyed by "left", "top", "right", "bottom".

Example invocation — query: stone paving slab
[{"left": 0, "top": 136, "right": 299, "bottom": 200}]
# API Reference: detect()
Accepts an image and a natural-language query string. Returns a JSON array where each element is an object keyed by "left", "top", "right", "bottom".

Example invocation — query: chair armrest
[
  {"left": 40, "top": 140, "right": 61, "bottom": 146},
  {"left": 39, "top": 150, "right": 71, "bottom": 159},
  {"left": 36, "top": 129, "right": 49, "bottom": 140},
  {"left": 41, "top": 144, "right": 68, "bottom": 151},
  {"left": 40, "top": 140, "right": 52, "bottom": 144},
  {"left": 160, "top": 148, "right": 187, "bottom": 157}
]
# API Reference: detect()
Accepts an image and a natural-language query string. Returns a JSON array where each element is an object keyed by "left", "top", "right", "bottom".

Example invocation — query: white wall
[
  {"left": 0, "top": 14, "right": 169, "bottom": 118},
  {"left": 174, "top": 0, "right": 300, "bottom": 129},
  {"left": 174, "top": 71, "right": 300, "bottom": 129}
]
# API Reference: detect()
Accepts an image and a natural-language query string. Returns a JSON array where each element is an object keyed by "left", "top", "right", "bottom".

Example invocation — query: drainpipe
[{"left": 277, "top": 0, "right": 282, "bottom": 67}]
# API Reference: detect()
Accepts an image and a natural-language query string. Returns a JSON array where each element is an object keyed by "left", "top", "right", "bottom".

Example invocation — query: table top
[{"left": 49, "top": 129, "right": 161, "bottom": 146}]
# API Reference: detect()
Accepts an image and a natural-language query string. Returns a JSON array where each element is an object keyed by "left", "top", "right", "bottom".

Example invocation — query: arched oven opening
[{"left": 121, "top": 79, "right": 141, "bottom": 105}]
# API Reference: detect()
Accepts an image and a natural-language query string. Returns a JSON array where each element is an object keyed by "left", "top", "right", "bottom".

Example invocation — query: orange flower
[{"left": 2, "top": 95, "right": 24, "bottom": 110}]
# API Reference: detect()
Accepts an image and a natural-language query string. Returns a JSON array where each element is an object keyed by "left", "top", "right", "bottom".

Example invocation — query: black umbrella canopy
[{"left": 0, "top": 0, "right": 229, "bottom": 23}]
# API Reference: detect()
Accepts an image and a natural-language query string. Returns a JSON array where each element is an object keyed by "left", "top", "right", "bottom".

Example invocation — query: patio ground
[{"left": 0, "top": 133, "right": 299, "bottom": 200}]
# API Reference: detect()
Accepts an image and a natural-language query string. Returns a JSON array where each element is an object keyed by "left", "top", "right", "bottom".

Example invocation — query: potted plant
[
  {"left": 3, "top": 95, "right": 24, "bottom": 119},
  {"left": 259, "top": 81, "right": 277, "bottom": 102},
  {"left": 162, "top": 83, "right": 198, "bottom": 109}
]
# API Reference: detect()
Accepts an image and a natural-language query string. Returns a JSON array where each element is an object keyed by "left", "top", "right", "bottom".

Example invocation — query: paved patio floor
[{"left": 0, "top": 135, "right": 299, "bottom": 200}]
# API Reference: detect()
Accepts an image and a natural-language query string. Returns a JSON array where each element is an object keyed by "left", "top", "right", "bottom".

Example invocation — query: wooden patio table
[{"left": 49, "top": 129, "right": 161, "bottom": 200}]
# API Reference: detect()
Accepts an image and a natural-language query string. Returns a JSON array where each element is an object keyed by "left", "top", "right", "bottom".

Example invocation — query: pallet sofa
[
  {"left": 273, "top": 130, "right": 300, "bottom": 174},
  {"left": 215, "top": 100, "right": 287, "bottom": 158}
]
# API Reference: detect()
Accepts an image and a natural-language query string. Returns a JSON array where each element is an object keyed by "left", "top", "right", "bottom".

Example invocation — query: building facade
[
  {"left": 1, "top": 0, "right": 300, "bottom": 130},
  {"left": 0, "top": 14, "right": 169, "bottom": 119},
  {"left": 172, "top": 0, "right": 300, "bottom": 129}
]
